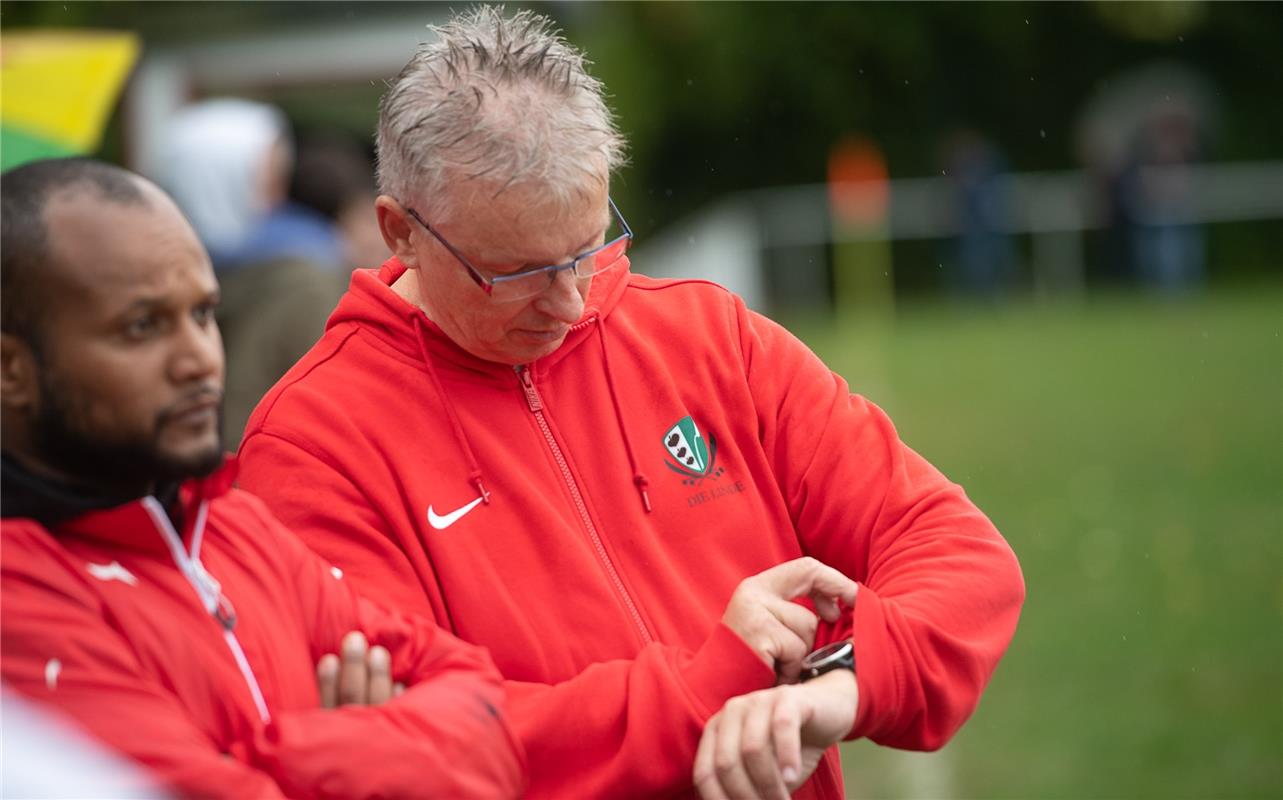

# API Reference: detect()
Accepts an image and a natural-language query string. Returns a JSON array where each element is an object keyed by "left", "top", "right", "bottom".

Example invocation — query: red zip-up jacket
[
  {"left": 239, "top": 259, "right": 1025, "bottom": 798},
  {"left": 0, "top": 459, "right": 524, "bottom": 799}
]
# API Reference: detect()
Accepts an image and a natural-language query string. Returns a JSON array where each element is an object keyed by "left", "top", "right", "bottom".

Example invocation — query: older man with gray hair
[{"left": 239, "top": 7, "right": 1024, "bottom": 799}]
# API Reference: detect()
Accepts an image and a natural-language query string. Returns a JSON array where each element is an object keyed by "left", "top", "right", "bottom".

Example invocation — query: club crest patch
[{"left": 662, "top": 415, "right": 726, "bottom": 485}]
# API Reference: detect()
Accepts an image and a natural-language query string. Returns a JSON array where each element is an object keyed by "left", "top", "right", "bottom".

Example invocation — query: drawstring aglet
[
  {"left": 635, "top": 474, "right": 652, "bottom": 514},
  {"left": 474, "top": 476, "right": 492, "bottom": 505}
]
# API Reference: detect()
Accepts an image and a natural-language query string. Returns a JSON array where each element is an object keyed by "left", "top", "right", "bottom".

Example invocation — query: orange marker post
[{"left": 827, "top": 136, "right": 893, "bottom": 322}]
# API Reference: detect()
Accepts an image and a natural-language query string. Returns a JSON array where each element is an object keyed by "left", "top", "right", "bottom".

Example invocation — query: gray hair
[{"left": 376, "top": 5, "right": 627, "bottom": 221}]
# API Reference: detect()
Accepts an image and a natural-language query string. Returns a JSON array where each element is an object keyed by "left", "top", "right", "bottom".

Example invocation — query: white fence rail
[{"left": 634, "top": 161, "right": 1283, "bottom": 309}]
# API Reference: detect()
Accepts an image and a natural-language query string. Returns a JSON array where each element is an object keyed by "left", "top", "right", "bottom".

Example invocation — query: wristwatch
[{"left": 800, "top": 640, "right": 856, "bottom": 682}]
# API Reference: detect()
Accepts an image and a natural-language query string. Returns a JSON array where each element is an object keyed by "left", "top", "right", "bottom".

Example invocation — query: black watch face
[
  {"left": 803, "top": 641, "right": 853, "bottom": 671},
  {"left": 800, "top": 641, "right": 855, "bottom": 683}
]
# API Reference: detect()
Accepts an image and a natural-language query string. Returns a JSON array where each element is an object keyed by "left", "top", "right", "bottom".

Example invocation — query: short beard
[{"left": 30, "top": 367, "right": 225, "bottom": 495}]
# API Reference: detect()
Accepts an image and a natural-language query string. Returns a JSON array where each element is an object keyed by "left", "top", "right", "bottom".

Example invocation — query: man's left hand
[
  {"left": 693, "top": 669, "right": 857, "bottom": 800},
  {"left": 317, "top": 630, "right": 403, "bottom": 708}
]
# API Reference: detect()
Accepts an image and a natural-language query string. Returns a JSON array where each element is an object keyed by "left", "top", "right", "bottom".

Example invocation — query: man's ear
[
  {"left": 1, "top": 332, "right": 40, "bottom": 412},
  {"left": 375, "top": 195, "right": 419, "bottom": 268}
]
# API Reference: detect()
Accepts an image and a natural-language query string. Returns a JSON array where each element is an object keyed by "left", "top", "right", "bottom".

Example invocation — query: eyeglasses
[{"left": 404, "top": 198, "right": 634, "bottom": 302}]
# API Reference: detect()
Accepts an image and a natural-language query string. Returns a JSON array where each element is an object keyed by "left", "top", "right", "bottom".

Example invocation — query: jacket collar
[
  {"left": 327, "top": 256, "right": 632, "bottom": 379},
  {"left": 1, "top": 451, "right": 136, "bottom": 529},
  {"left": 48, "top": 457, "right": 238, "bottom": 554}
]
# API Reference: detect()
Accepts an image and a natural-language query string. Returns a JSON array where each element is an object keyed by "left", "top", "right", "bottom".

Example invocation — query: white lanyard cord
[{"left": 140, "top": 496, "right": 270, "bottom": 723}]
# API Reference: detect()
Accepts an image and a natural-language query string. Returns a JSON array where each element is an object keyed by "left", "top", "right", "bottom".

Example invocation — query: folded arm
[{"left": 245, "top": 502, "right": 526, "bottom": 798}]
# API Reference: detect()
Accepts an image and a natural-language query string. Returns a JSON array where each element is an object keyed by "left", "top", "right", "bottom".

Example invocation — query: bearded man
[{"left": 0, "top": 158, "right": 523, "bottom": 798}]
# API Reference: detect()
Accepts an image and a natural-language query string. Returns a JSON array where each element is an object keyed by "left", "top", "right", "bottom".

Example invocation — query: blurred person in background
[
  {"left": 152, "top": 99, "right": 347, "bottom": 447},
  {"left": 0, "top": 158, "right": 524, "bottom": 798},
  {"left": 290, "top": 134, "right": 391, "bottom": 271},
  {"left": 1114, "top": 102, "right": 1207, "bottom": 292},
  {"left": 238, "top": 7, "right": 1024, "bottom": 799},
  {"left": 941, "top": 128, "right": 1019, "bottom": 299},
  {"left": 1077, "top": 65, "right": 1215, "bottom": 292}
]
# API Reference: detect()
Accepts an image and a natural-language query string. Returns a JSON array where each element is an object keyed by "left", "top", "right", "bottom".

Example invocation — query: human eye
[
  {"left": 193, "top": 299, "right": 219, "bottom": 326},
  {"left": 124, "top": 313, "right": 161, "bottom": 340},
  {"left": 488, "top": 259, "right": 546, "bottom": 278},
  {"left": 486, "top": 263, "right": 553, "bottom": 289}
]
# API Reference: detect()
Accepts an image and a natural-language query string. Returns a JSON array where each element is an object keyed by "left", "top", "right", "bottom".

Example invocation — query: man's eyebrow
[
  {"left": 110, "top": 287, "right": 219, "bottom": 315},
  {"left": 114, "top": 297, "right": 167, "bottom": 314}
]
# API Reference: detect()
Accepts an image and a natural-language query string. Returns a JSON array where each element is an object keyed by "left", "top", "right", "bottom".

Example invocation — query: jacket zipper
[
  {"left": 516, "top": 365, "right": 654, "bottom": 646},
  {"left": 142, "top": 497, "right": 272, "bottom": 723}
]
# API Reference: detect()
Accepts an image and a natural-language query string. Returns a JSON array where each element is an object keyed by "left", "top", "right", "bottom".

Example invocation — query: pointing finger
[
  {"left": 802, "top": 564, "right": 858, "bottom": 610},
  {"left": 761, "top": 558, "right": 858, "bottom": 608}
]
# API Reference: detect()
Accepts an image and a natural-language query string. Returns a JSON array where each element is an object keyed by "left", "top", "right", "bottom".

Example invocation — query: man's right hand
[
  {"left": 317, "top": 631, "right": 398, "bottom": 708},
  {"left": 721, "top": 558, "right": 859, "bottom": 683}
]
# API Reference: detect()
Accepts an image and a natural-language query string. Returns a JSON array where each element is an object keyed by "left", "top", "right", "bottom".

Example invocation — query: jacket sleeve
[
  {"left": 739, "top": 302, "right": 1025, "bottom": 751},
  {"left": 0, "top": 552, "right": 289, "bottom": 799},
  {"left": 237, "top": 436, "right": 776, "bottom": 797},
  {"left": 500, "top": 624, "right": 773, "bottom": 797},
  {"left": 240, "top": 503, "right": 526, "bottom": 799}
]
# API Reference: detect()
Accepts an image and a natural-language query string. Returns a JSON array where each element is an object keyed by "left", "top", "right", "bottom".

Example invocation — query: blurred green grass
[{"left": 787, "top": 284, "right": 1282, "bottom": 799}]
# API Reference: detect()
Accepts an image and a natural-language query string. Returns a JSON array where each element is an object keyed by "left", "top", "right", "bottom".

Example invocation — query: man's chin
[
  {"left": 31, "top": 391, "right": 227, "bottom": 491},
  {"left": 155, "top": 436, "right": 225, "bottom": 480}
]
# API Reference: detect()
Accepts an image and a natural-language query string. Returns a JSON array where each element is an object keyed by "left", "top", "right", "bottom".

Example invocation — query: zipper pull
[
  {"left": 213, "top": 594, "right": 238, "bottom": 631},
  {"left": 194, "top": 563, "right": 236, "bottom": 630},
  {"left": 516, "top": 366, "right": 543, "bottom": 412}
]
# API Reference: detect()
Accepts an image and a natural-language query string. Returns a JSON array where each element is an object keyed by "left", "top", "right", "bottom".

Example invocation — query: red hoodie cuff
[
  {"left": 679, "top": 622, "right": 776, "bottom": 720},
  {"left": 848, "top": 583, "right": 899, "bottom": 741}
]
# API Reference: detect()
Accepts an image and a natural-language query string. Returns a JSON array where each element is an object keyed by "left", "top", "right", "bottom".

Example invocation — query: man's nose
[
  {"left": 533, "top": 267, "right": 587, "bottom": 323},
  {"left": 171, "top": 316, "right": 224, "bottom": 384}
]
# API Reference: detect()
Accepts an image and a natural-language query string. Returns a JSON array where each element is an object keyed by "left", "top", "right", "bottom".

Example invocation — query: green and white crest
[{"left": 663, "top": 415, "right": 714, "bottom": 477}]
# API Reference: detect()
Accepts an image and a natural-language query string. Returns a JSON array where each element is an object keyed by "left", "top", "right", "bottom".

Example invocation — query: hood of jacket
[{"left": 324, "top": 255, "right": 634, "bottom": 383}]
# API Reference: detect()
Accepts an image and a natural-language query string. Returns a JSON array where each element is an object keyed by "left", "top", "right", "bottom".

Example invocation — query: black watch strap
[{"left": 800, "top": 640, "right": 856, "bottom": 682}]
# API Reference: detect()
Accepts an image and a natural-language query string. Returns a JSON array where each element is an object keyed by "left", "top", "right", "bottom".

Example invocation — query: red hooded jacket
[
  {"left": 0, "top": 460, "right": 524, "bottom": 798},
  {"left": 239, "top": 259, "right": 1025, "bottom": 798}
]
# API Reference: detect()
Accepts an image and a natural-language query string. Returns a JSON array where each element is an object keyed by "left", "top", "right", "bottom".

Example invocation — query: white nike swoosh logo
[
  {"left": 86, "top": 561, "right": 138, "bottom": 585},
  {"left": 427, "top": 496, "right": 485, "bottom": 530}
]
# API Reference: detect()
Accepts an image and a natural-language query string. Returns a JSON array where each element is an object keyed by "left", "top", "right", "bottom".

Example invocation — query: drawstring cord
[
  {"left": 413, "top": 317, "right": 491, "bottom": 504},
  {"left": 598, "top": 322, "right": 652, "bottom": 513}
]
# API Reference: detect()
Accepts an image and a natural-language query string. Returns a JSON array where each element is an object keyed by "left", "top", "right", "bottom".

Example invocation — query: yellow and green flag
[{"left": 0, "top": 30, "right": 140, "bottom": 170}]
